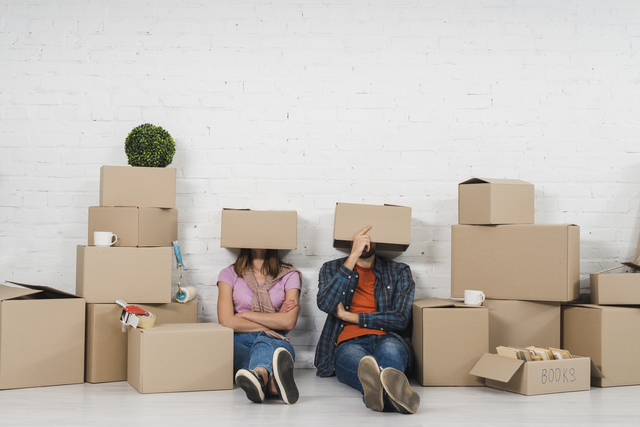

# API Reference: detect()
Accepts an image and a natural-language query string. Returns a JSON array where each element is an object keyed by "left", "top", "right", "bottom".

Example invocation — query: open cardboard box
[
  {"left": 590, "top": 265, "right": 640, "bottom": 305},
  {"left": 484, "top": 299, "right": 561, "bottom": 354},
  {"left": 86, "top": 302, "right": 198, "bottom": 383},
  {"left": 412, "top": 298, "right": 488, "bottom": 386},
  {"left": 458, "top": 178, "right": 534, "bottom": 225},
  {"left": 470, "top": 352, "right": 598, "bottom": 396},
  {"left": 100, "top": 165, "right": 176, "bottom": 208},
  {"left": 562, "top": 304, "right": 640, "bottom": 387},
  {"left": 0, "top": 282, "right": 85, "bottom": 390},
  {"left": 88, "top": 206, "right": 178, "bottom": 247},
  {"left": 451, "top": 224, "right": 580, "bottom": 302},
  {"left": 76, "top": 246, "right": 172, "bottom": 303},
  {"left": 333, "top": 202, "right": 411, "bottom": 252},
  {"left": 220, "top": 209, "right": 297, "bottom": 250},
  {"left": 128, "top": 323, "right": 233, "bottom": 394}
]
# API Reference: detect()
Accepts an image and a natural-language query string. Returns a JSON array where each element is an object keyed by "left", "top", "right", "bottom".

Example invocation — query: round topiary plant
[{"left": 125, "top": 123, "right": 176, "bottom": 168}]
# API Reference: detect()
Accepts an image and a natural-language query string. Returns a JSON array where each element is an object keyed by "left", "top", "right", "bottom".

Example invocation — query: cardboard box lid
[
  {"left": 333, "top": 202, "right": 412, "bottom": 251},
  {"left": 413, "top": 298, "right": 485, "bottom": 309},
  {"left": 220, "top": 208, "right": 297, "bottom": 250},
  {"left": 2, "top": 281, "right": 82, "bottom": 300},
  {"left": 460, "top": 178, "right": 533, "bottom": 186},
  {"left": 470, "top": 353, "right": 524, "bottom": 383}
]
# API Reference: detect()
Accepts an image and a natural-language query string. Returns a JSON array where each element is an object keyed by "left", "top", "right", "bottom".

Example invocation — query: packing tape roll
[
  {"left": 136, "top": 312, "right": 156, "bottom": 329},
  {"left": 176, "top": 286, "right": 197, "bottom": 303}
]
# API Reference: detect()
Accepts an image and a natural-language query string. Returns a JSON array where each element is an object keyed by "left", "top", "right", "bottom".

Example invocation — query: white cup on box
[
  {"left": 464, "top": 290, "right": 485, "bottom": 306},
  {"left": 94, "top": 231, "right": 118, "bottom": 247}
]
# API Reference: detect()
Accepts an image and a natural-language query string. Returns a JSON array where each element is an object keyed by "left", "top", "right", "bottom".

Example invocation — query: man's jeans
[
  {"left": 332, "top": 334, "right": 410, "bottom": 394},
  {"left": 234, "top": 331, "right": 296, "bottom": 374}
]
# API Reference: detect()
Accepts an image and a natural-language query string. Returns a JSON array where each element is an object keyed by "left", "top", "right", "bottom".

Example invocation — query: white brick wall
[{"left": 2, "top": 0, "right": 640, "bottom": 368}]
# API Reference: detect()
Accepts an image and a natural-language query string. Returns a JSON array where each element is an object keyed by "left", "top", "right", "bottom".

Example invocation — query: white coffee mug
[
  {"left": 94, "top": 231, "right": 118, "bottom": 247},
  {"left": 464, "top": 290, "right": 485, "bottom": 306}
]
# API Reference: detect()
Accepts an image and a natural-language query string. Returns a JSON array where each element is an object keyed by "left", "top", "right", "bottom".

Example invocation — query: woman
[{"left": 217, "top": 248, "right": 302, "bottom": 404}]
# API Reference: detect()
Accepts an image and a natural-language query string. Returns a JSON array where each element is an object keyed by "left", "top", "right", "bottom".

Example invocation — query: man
[{"left": 314, "top": 225, "right": 420, "bottom": 414}]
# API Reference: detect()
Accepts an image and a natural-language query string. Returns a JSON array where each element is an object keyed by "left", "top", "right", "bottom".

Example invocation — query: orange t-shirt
[{"left": 337, "top": 265, "right": 387, "bottom": 344}]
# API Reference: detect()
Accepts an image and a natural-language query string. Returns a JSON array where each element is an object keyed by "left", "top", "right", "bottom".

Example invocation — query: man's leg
[
  {"left": 372, "top": 335, "right": 410, "bottom": 373},
  {"left": 333, "top": 338, "right": 372, "bottom": 393}
]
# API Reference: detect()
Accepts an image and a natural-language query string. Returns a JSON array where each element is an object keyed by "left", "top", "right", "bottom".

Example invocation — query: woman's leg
[
  {"left": 247, "top": 333, "right": 296, "bottom": 373},
  {"left": 233, "top": 332, "right": 259, "bottom": 373}
]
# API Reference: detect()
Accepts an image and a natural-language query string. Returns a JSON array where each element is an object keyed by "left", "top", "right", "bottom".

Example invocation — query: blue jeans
[
  {"left": 234, "top": 332, "right": 296, "bottom": 374},
  {"left": 333, "top": 334, "right": 410, "bottom": 395}
]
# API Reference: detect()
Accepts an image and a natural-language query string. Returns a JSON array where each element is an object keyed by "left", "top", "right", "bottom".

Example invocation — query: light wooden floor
[{"left": 1, "top": 370, "right": 638, "bottom": 426}]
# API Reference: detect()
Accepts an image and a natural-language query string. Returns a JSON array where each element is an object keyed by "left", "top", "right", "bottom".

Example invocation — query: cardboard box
[
  {"left": 451, "top": 224, "right": 580, "bottom": 302},
  {"left": 88, "top": 206, "right": 178, "bottom": 247},
  {"left": 100, "top": 165, "right": 176, "bottom": 208},
  {"left": 458, "top": 178, "right": 534, "bottom": 225},
  {"left": 562, "top": 304, "right": 640, "bottom": 387},
  {"left": 333, "top": 202, "right": 412, "bottom": 252},
  {"left": 470, "top": 353, "right": 593, "bottom": 395},
  {"left": 0, "top": 282, "right": 85, "bottom": 390},
  {"left": 484, "top": 299, "right": 561, "bottom": 354},
  {"left": 86, "top": 302, "right": 198, "bottom": 383},
  {"left": 590, "top": 265, "right": 640, "bottom": 305},
  {"left": 220, "top": 209, "right": 297, "bottom": 250},
  {"left": 128, "top": 323, "right": 233, "bottom": 393},
  {"left": 412, "top": 298, "right": 488, "bottom": 386},
  {"left": 76, "top": 246, "right": 172, "bottom": 303}
]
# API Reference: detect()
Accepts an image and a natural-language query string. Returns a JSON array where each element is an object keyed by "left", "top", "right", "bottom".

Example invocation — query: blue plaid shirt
[{"left": 314, "top": 255, "right": 416, "bottom": 377}]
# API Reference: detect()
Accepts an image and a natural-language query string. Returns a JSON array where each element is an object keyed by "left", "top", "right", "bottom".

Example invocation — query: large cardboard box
[
  {"left": 100, "top": 165, "right": 176, "bottom": 208},
  {"left": 88, "top": 206, "right": 178, "bottom": 247},
  {"left": 458, "top": 178, "right": 534, "bottom": 225},
  {"left": 484, "top": 299, "right": 561, "bottom": 353},
  {"left": 451, "top": 224, "right": 580, "bottom": 302},
  {"left": 562, "top": 304, "right": 640, "bottom": 387},
  {"left": 76, "top": 246, "right": 172, "bottom": 303},
  {"left": 0, "top": 282, "right": 85, "bottom": 390},
  {"left": 470, "top": 353, "right": 593, "bottom": 396},
  {"left": 412, "top": 298, "right": 488, "bottom": 386},
  {"left": 128, "top": 323, "right": 233, "bottom": 393},
  {"left": 590, "top": 265, "right": 640, "bottom": 305},
  {"left": 220, "top": 209, "right": 297, "bottom": 250},
  {"left": 86, "top": 302, "right": 198, "bottom": 383},
  {"left": 333, "top": 202, "right": 412, "bottom": 252}
]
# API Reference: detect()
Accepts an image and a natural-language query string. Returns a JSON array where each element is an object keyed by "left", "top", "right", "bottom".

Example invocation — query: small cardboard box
[
  {"left": 76, "top": 246, "right": 172, "bottom": 303},
  {"left": 86, "top": 302, "right": 198, "bottom": 383},
  {"left": 128, "top": 323, "right": 233, "bottom": 394},
  {"left": 451, "top": 224, "right": 580, "bottom": 302},
  {"left": 562, "top": 304, "right": 640, "bottom": 387},
  {"left": 484, "top": 299, "right": 561, "bottom": 354},
  {"left": 220, "top": 209, "right": 297, "bottom": 250},
  {"left": 590, "top": 265, "right": 640, "bottom": 305},
  {"left": 412, "top": 298, "right": 488, "bottom": 386},
  {"left": 100, "top": 165, "right": 176, "bottom": 208},
  {"left": 0, "top": 282, "right": 85, "bottom": 390},
  {"left": 88, "top": 206, "right": 178, "bottom": 247},
  {"left": 458, "top": 178, "right": 534, "bottom": 225},
  {"left": 470, "top": 353, "right": 593, "bottom": 396},
  {"left": 333, "top": 202, "right": 412, "bottom": 252}
]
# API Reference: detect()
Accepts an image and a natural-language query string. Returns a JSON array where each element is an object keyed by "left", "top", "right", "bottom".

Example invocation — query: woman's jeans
[
  {"left": 234, "top": 331, "right": 296, "bottom": 374},
  {"left": 332, "top": 334, "right": 410, "bottom": 395}
]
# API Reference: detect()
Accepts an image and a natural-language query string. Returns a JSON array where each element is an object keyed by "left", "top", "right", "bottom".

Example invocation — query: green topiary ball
[{"left": 125, "top": 123, "right": 176, "bottom": 168}]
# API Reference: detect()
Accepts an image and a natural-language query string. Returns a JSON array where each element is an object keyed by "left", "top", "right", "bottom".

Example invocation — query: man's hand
[
  {"left": 333, "top": 302, "right": 359, "bottom": 324},
  {"left": 344, "top": 225, "right": 372, "bottom": 270}
]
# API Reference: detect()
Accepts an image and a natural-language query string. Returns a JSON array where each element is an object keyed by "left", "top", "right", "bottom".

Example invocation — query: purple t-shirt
[{"left": 217, "top": 266, "right": 301, "bottom": 313}]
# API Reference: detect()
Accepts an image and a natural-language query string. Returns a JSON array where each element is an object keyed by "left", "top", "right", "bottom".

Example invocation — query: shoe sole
[
  {"left": 380, "top": 368, "right": 420, "bottom": 414},
  {"left": 235, "top": 370, "right": 265, "bottom": 403},
  {"left": 273, "top": 348, "right": 299, "bottom": 404},
  {"left": 358, "top": 355, "right": 384, "bottom": 412}
]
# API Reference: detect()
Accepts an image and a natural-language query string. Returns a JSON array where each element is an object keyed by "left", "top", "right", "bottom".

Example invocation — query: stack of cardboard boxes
[
  {"left": 413, "top": 178, "right": 595, "bottom": 395},
  {"left": 76, "top": 165, "right": 233, "bottom": 393}
]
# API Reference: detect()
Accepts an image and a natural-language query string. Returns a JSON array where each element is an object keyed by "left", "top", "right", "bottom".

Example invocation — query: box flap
[
  {"left": 592, "top": 265, "right": 626, "bottom": 275},
  {"left": 0, "top": 283, "right": 42, "bottom": 300},
  {"left": 460, "top": 178, "right": 532, "bottom": 186},
  {"left": 413, "top": 298, "right": 486, "bottom": 309},
  {"left": 5, "top": 281, "right": 82, "bottom": 299},
  {"left": 589, "top": 358, "right": 604, "bottom": 379},
  {"left": 469, "top": 353, "right": 524, "bottom": 383}
]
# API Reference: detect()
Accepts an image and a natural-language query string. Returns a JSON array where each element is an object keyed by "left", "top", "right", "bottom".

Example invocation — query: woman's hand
[{"left": 280, "top": 299, "right": 298, "bottom": 313}]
